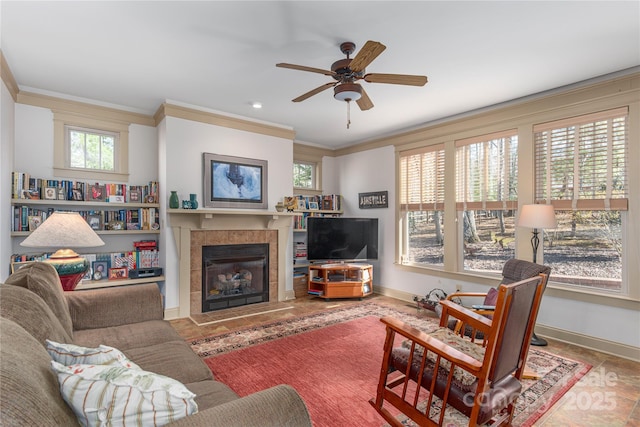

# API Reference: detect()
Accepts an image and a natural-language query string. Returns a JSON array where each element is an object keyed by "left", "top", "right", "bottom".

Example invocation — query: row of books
[
  {"left": 11, "top": 171, "right": 159, "bottom": 204},
  {"left": 293, "top": 211, "right": 340, "bottom": 230},
  {"left": 295, "top": 241, "right": 307, "bottom": 259},
  {"left": 285, "top": 194, "right": 342, "bottom": 211},
  {"left": 11, "top": 206, "right": 160, "bottom": 232},
  {"left": 10, "top": 242, "right": 160, "bottom": 281}
]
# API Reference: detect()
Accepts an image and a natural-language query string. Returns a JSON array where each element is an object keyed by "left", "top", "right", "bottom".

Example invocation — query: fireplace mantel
[{"left": 168, "top": 209, "right": 295, "bottom": 318}]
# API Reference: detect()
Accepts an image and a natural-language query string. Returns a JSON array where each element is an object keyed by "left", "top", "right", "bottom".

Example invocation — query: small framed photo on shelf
[
  {"left": 72, "top": 188, "right": 84, "bottom": 201},
  {"left": 297, "top": 199, "right": 306, "bottom": 210},
  {"left": 129, "top": 190, "right": 141, "bottom": 203},
  {"left": 92, "top": 261, "right": 108, "bottom": 281},
  {"left": 43, "top": 186, "right": 57, "bottom": 200},
  {"left": 108, "top": 267, "right": 128, "bottom": 280},
  {"left": 308, "top": 201, "right": 319, "bottom": 210},
  {"left": 57, "top": 187, "right": 66, "bottom": 200},
  {"left": 87, "top": 214, "right": 102, "bottom": 230},
  {"left": 106, "top": 220, "right": 125, "bottom": 231},
  {"left": 90, "top": 184, "right": 106, "bottom": 201},
  {"left": 28, "top": 216, "right": 42, "bottom": 231}
]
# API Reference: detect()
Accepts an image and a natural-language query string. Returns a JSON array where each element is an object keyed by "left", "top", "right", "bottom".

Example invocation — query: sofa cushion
[
  {"left": 124, "top": 340, "right": 214, "bottom": 384},
  {"left": 72, "top": 319, "right": 185, "bottom": 351},
  {"left": 46, "top": 340, "right": 140, "bottom": 369},
  {"left": 0, "top": 285, "right": 73, "bottom": 345},
  {"left": 52, "top": 361, "right": 198, "bottom": 426},
  {"left": 184, "top": 380, "right": 239, "bottom": 412},
  {"left": 4, "top": 262, "right": 74, "bottom": 338},
  {"left": 0, "top": 317, "right": 79, "bottom": 426}
]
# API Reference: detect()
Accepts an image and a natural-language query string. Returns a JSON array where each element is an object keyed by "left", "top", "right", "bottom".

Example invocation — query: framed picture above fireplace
[{"left": 203, "top": 153, "right": 268, "bottom": 209}]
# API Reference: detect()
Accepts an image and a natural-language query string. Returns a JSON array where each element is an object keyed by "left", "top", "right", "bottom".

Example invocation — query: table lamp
[
  {"left": 20, "top": 211, "right": 105, "bottom": 291},
  {"left": 518, "top": 204, "right": 557, "bottom": 263}
]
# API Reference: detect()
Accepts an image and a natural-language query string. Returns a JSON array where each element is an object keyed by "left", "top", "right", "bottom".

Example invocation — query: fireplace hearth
[{"left": 202, "top": 243, "right": 269, "bottom": 312}]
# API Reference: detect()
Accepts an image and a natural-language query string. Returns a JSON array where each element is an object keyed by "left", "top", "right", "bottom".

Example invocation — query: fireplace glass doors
[{"left": 202, "top": 243, "right": 269, "bottom": 312}]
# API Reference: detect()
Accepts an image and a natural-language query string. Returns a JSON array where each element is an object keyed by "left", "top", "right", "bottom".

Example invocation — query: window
[
  {"left": 399, "top": 145, "right": 445, "bottom": 267},
  {"left": 53, "top": 111, "right": 129, "bottom": 182},
  {"left": 533, "top": 108, "right": 628, "bottom": 292},
  {"left": 293, "top": 161, "right": 315, "bottom": 190},
  {"left": 456, "top": 131, "right": 518, "bottom": 274},
  {"left": 67, "top": 126, "right": 117, "bottom": 172}
]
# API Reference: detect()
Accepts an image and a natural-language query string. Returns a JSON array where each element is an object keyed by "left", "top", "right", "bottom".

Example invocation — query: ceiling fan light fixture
[{"left": 334, "top": 83, "right": 362, "bottom": 102}]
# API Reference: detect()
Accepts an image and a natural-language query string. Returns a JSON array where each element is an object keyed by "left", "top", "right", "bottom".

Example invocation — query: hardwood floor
[{"left": 170, "top": 294, "right": 640, "bottom": 426}]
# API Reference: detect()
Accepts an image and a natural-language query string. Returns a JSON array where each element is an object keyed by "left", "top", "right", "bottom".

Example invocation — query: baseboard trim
[
  {"left": 374, "top": 285, "right": 640, "bottom": 362},
  {"left": 164, "top": 307, "right": 180, "bottom": 320}
]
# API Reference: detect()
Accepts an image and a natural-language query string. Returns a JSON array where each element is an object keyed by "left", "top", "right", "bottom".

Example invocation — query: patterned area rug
[{"left": 190, "top": 302, "right": 591, "bottom": 426}]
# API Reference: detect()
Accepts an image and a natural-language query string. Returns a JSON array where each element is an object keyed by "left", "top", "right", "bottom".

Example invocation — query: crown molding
[
  {"left": 155, "top": 103, "right": 296, "bottom": 140},
  {"left": 293, "top": 142, "right": 335, "bottom": 160},
  {"left": 16, "top": 91, "right": 155, "bottom": 126},
  {"left": 0, "top": 50, "right": 19, "bottom": 102}
]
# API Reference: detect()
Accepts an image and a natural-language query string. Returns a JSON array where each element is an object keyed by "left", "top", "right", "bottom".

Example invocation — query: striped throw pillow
[
  {"left": 46, "top": 340, "right": 140, "bottom": 369},
  {"left": 51, "top": 361, "right": 198, "bottom": 426}
]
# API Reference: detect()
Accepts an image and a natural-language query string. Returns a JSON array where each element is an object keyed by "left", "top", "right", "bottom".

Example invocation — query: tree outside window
[
  {"left": 67, "top": 126, "right": 117, "bottom": 172},
  {"left": 293, "top": 162, "right": 315, "bottom": 189}
]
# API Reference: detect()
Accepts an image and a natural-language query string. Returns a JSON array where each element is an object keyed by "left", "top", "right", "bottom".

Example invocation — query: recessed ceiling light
[{"left": 252, "top": 102, "right": 262, "bottom": 109}]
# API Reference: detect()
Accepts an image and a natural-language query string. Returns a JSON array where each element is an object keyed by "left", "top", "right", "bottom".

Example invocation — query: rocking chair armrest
[
  {"left": 446, "top": 291, "right": 488, "bottom": 300},
  {"left": 439, "top": 299, "right": 493, "bottom": 333},
  {"left": 380, "top": 316, "right": 483, "bottom": 374}
]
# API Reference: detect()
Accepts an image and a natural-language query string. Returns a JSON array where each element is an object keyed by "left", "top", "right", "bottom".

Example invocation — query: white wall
[
  {"left": 0, "top": 82, "right": 15, "bottom": 281},
  {"left": 160, "top": 115, "right": 294, "bottom": 310}
]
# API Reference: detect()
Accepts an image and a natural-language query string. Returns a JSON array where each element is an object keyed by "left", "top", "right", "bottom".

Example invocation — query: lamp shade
[
  {"left": 518, "top": 204, "right": 558, "bottom": 229},
  {"left": 334, "top": 83, "right": 363, "bottom": 102},
  {"left": 21, "top": 212, "right": 105, "bottom": 291}
]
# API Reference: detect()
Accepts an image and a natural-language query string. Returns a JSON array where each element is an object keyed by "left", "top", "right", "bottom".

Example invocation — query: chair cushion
[
  {"left": 402, "top": 327, "right": 485, "bottom": 387},
  {"left": 46, "top": 340, "right": 140, "bottom": 369},
  {"left": 51, "top": 361, "right": 198, "bottom": 426}
]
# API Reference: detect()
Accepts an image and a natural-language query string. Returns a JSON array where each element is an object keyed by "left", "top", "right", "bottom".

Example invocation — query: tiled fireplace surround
[{"left": 168, "top": 211, "right": 294, "bottom": 319}]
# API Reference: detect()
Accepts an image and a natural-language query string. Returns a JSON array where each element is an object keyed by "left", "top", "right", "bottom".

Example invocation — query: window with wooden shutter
[{"left": 399, "top": 145, "right": 445, "bottom": 266}]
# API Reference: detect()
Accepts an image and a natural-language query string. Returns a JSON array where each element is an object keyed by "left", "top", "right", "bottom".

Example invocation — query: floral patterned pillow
[
  {"left": 51, "top": 361, "right": 198, "bottom": 426},
  {"left": 46, "top": 340, "right": 140, "bottom": 369},
  {"left": 401, "top": 327, "right": 486, "bottom": 387}
]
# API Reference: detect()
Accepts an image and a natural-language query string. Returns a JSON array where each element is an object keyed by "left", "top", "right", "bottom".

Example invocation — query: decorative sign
[{"left": 359, "top": 191, "right": 388, "bottom": 209}]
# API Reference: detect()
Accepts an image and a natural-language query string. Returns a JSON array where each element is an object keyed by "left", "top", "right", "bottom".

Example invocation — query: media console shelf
[{"left": 308, "top": 263, "right": 373, "bottom": 300}]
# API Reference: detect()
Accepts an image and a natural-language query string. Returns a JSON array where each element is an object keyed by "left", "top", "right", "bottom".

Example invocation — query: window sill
[{"left": 54, "top": 167, "right": 129, "bottom": 183}]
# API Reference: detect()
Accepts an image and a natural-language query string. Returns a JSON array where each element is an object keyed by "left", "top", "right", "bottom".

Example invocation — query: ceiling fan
[{"left": 276, "top": 40, "right": 428, "bottom": 127}]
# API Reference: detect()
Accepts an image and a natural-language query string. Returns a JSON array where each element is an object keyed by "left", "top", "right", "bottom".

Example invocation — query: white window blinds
[
  {"left": 533, "top": 107, "right": 628, "bottom": 210},
  {"left": 399, "top": 144, "right": 445, "bottom": 211},
  {"left": 455, "top": 130, "right": 518, "bottom": 210}
]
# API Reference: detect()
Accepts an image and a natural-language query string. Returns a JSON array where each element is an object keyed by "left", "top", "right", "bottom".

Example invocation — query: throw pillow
[
  {"left": 46, "top": 340, "right": 140, "bottom": 369},
  {"left": 51, "top": 361, "right": 198, "bottom": 427}
]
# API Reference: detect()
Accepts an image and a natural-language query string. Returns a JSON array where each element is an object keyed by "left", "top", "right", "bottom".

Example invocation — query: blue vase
[{"left": 190, "top": 194, "right": 198, "bottom": 209}]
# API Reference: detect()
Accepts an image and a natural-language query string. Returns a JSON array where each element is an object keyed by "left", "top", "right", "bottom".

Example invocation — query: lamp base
[
  {"left": 45, "top": 249, "right": 89, "bottom": 291},
  {"left": 530, "top": 332, "right": 548, "bottom": 347}
]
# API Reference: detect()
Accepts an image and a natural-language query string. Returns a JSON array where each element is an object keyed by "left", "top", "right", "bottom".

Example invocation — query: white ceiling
[{"left": 2, "top": 1, "right": 639, "bottom": 149}]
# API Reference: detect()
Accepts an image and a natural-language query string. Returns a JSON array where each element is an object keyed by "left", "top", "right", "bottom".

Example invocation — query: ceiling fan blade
[
  {"left": 356, "top": 87, "right": 374, "bottom": 111},
  {"left": 292, "top": 82, "right": 336, "bottom": 102},
  {"left": 349, "top": 41, "right": 386, "bottom": 73},
  {"left": 276, "top": 63, "right": 335, "bottom": 77},
  {"left": 363, "top": 73, "right": 428, "bottom": 86}
]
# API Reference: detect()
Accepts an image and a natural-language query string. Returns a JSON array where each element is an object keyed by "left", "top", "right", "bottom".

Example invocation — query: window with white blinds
[
  {"left": 533, "top": 107, "right": 628, "bottom": 211},
  {"left": 399, "top": 144, "right": 445, "bottom": 211},
  {"left": 455, "top": 131, "right": 518, "bottom": 210}
]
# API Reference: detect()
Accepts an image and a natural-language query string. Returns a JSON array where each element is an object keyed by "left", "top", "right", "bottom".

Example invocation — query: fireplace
[{"left": 202, "top": 243, "right": 269, "bottom": 312}]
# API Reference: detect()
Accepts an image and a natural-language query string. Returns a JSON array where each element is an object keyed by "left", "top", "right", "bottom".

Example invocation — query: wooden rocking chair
[{"left": 369, "top": 274, "right": 546, "bottom": 426}]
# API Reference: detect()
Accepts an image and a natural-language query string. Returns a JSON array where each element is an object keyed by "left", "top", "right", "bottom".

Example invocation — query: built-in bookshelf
[
  {"left": 9, "top": 171, "right": 164, "bottom": 289},
  {"left": 285, "top": 194, "right": 343, "bottom": 293}
]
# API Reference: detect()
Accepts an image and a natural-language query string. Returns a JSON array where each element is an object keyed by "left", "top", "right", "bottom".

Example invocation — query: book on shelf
[{"left": 285, "top": 194, "right": 342, "bottom": 212}]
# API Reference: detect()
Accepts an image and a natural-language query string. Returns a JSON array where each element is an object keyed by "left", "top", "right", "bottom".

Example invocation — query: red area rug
[{"left": 190, "top": 303, "right": 590, "bottom": 426}]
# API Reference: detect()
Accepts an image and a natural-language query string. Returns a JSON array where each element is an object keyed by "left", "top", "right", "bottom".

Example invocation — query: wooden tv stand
[{"left": 308, "top": 263, "right": 373, "bottom": 300}]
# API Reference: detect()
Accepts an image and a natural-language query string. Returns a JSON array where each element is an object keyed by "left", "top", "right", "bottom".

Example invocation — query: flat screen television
[{"left": 306, "top": 217, "right": 378, "bottom": 261}]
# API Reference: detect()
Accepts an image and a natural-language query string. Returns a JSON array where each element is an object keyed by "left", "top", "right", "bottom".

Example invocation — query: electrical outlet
[{"left": 455, "top": 283, "right": 462, "bottom": 292}]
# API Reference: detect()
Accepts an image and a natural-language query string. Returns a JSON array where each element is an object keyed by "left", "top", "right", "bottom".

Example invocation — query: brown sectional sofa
[{"left": 0, "top": 262, "right": 311, "bottom": 426}]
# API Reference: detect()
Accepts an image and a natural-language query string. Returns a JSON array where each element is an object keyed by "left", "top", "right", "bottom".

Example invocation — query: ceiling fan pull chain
[{"left": 347, "top": 100, "right": 351, "bottom": 129}]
